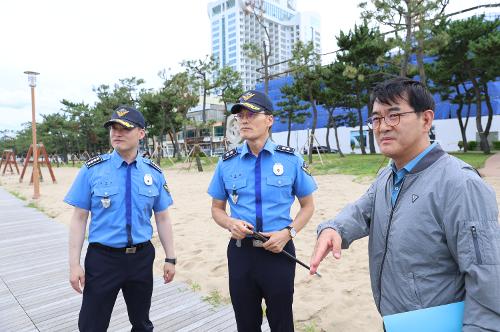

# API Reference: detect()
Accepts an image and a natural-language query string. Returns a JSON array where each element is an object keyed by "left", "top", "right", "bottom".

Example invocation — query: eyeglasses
[
  {"left": 234, "top": 111, "right": 267, "bottom": 121},
  {"left": 367, "top": 111, "right": 417, "bottom": 129}
]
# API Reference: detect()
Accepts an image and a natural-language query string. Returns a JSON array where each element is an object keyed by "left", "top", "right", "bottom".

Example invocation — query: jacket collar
[{"left": 409, "top": 143, "right": 446, "bottom": 174}]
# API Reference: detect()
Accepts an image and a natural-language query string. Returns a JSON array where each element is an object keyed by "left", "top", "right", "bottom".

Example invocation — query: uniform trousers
[
  {"left": 79, "top": 241, "right": 155, "bottom": 332},
  {"left": 228, "top": 238, "right": 296, "bottom": 332}
]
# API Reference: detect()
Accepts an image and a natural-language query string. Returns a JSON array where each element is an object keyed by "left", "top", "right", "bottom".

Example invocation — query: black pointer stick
[{"left": 252, "top": 231, "right": 322, "bottom": 278}]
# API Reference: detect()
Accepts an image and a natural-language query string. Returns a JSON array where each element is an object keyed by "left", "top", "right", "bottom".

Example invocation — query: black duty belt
[{"left": 89, "top": 241, "right": 151, "bottom": 254}]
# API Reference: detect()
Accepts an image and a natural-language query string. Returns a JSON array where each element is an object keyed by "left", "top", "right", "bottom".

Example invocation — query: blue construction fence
[{"left": 255, "top": 75, "right": 500, "bottom": 134}]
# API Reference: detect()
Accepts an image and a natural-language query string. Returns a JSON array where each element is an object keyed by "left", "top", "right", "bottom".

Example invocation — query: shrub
[
  {"left": 492, "top": 141, "right": 500, "bottom": 150},
  {"left": 468, "top": 141, "right": 477, "bottom": 151}
]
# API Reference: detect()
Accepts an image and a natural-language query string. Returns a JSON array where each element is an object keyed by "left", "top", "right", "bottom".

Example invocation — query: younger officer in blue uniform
[
  {"left": 208, "top": 91, "right": 317, "bottom": 331},
  {"left": 65, "top": 106, "right": 177, "bottom": 332}
]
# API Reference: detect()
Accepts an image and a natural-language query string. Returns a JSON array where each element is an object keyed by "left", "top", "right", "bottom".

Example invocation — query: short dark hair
[{"left": 369, "top": 77, "right": 435, "bottom": 113}]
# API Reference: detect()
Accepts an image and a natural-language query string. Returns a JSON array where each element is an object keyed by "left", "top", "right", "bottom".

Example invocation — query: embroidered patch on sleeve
[{"left": 301, "top": 161, "right": 311, "bottom": 176}]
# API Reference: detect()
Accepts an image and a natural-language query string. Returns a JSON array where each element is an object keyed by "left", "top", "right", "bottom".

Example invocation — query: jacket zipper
[
  {"left": 377, "top": 177, "right": 405, "bottom": 310},
  {"left": 470, "top": 226, "right": 483, "bottom": 264}
]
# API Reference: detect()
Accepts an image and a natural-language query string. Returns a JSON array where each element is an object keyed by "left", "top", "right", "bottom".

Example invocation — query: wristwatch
[
  {"left": 164, "top": 258, "right": 177, "bottom": 265},
  {"left": 285, "top": 225, "right": 297, "bottom": 239}
]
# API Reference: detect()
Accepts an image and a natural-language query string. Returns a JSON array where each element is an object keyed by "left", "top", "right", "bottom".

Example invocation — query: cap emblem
[
  {"left": 241, "top": 92, "right": 255, "bottom": 101},
  {"left": 116, "top": 109, "right": 129, "bottom": 117}
]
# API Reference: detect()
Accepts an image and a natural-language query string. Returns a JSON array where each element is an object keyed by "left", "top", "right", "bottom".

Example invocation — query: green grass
[
  {"left": 308, "top": 153, "right": 388, "bottom": 178},
  {"left": 449, "top": 152, "right": 490, "bottom": 169},
  {"left": 26, "top": 201, "right": 47, "bottom": 214},
  {"left": 202, "top": 289, "right": 230, "bottom": 307},
  {"left": 26, "top": 202, "right": 39, "bottom": 209},
  {"left": 188, "top": 281, "right": 202, "bottom": 292},
  {"left": 300, "top": 322, "right": 320, "bottom": 332},
  {"left": 8, "top": 190, "right": 27, "bottom": 201},
  {"left": 307, "top": 151, "right": 492, "bottom": 178},
  {"left": 49, "top": 150, "right": 493, "bottom": 176},
  {"left": 158, "top": 156, "right": 219, "bottom": 171},
  {"left": 59, "top": 161, "right": 85, "bottom": 168}
]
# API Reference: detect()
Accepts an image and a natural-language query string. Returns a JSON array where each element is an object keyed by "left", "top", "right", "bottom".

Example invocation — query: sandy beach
[{"left": 1, "top": 159, "right": 499, "bottom": 332}]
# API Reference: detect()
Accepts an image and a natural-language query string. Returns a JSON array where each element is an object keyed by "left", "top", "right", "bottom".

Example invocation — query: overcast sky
[{"left": 0, "top": 0, "right": 495, "bottom": 132}]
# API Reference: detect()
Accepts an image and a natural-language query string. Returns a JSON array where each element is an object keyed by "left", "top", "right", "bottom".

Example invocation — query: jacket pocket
[
  {"left": 92, "top": 186, "right": 119, "bottom": 210},
  {"left": 266, "top": 175, "right": 292, "bottom": 187},
  {"left": 138, "top": 186, "right": 159, "bottom": 197},
  {"left": 470, "top": 226, "right": 483, "bottom": 264},
  {"left": 224, "top": 178, "right": 247, "bottom": 204},
  {"left": 407, "top": 272, "right": 423, "bottom": 308},
  {"left": 224, "top": 178, "right": 247, "bottom": 191},
  {"left": 93, "top": 186, "right": 119, "bottom": 197},
  {"left": 466, "top": 221, "right": 500, "bottom": 265},
  {"left": 266, "top": 175, "right": 293, "bottom": 201},
  {"left": 138, "top": 186, "right": 159, "bottom": 212}
]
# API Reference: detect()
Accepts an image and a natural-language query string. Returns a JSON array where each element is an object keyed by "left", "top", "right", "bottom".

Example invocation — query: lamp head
[{"left": 24, "top": 71, "right": 40, "bottom": 87}]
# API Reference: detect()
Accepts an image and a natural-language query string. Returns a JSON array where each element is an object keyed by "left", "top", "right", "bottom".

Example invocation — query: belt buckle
[
  {"left": 252, "top": 240, "right": 264, "bottom": 247},
  {"left": 125, "top": 247, "right": 137, "bottom": 254}
]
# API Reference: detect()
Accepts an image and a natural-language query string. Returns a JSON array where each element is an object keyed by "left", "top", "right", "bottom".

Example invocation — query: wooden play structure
[
  {"left": 1, "top": 149, "right": 20, "bottom": 175},
  {"left": 19, "top": 143, "right": 57, "bottom": 184}
]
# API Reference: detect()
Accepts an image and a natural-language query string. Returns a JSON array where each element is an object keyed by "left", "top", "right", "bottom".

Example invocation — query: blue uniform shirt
[
  {"left": 391, "top": 141, "right": 437, "bottom": 206},
  {"left": 208, "top": 139, "right": 317, "bottom": 232},
  {"left": 64, "top": 150, "right": 173, "bottom": 247}
]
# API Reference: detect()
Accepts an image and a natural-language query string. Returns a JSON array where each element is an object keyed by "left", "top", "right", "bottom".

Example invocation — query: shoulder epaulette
[
  {"left": 85, "top": 155, "right": 105, "bottom": 168},
  {"left": 223, "top": 148, "right": 238, "bottom": 161},
  {"left": 144, "top": 159, "right": 162, "bottom": 173},
  {"left": 275, "top": 145, "right": 295, "bottom": 154}
]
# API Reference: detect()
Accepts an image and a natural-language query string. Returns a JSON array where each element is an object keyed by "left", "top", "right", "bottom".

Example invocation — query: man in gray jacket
[{"left": 310, "top": 77, "right": 500, "bottom": 330}]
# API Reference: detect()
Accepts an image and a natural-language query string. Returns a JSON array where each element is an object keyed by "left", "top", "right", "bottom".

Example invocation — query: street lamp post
[{"left": 24, "top": 71, "right": 40, "bottom": 199}]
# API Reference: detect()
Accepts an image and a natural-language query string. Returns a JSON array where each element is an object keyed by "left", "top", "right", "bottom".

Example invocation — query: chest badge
[
  {"left": 144, "top": 174, "right": 153, "bottom": 186},
  {"left": 273, "top": 163, "right": 284, "bottom": 176},
  {"left": 101, "top": 197, "right": 111, "bottom": 208},
  {"left": 231, "top": 189, "right": 239, "bottom": 204}
]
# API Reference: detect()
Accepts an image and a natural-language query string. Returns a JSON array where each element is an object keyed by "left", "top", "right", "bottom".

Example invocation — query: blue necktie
[{"left": 125, "top": 163, "right": 133, "bottom": 246}]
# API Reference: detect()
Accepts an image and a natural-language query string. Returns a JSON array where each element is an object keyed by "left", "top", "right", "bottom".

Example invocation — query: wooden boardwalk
[{"left": 0, "top": 188, "right": 270, "bottom": 331}]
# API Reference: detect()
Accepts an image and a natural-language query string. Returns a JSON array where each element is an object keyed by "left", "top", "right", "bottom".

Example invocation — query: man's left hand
[
  {"left": 163, "top": 263, "right": 175, "bottom": 283},
  {"left": 261, "top": 229, "right": 291, "bottom": 253}
]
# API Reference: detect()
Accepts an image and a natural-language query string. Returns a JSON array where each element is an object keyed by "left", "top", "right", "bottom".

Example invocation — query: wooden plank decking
[{"left": 0, "top": 187, "right": 270, "bottom": 331}]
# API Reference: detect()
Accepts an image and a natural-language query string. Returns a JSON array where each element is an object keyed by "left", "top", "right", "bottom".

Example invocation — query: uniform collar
[
  {"left": 240, "top": 139, "right": 275, "bottom": 158},
  {"left": 111, "top": 149, "right": 139, "bottom": 169}
]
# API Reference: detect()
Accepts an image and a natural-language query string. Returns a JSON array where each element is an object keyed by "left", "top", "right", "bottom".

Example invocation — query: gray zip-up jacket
[{"left": 318, "top": 145, "right": 500, "bottom": 331}]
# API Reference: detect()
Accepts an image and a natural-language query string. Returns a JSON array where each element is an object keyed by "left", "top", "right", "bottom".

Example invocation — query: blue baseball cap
[
  {"left": 230, "top": 90, "right": 274, "bottom": 114},
  {"left": 104, "top": 105, "right": 145, "bottom": 129}
]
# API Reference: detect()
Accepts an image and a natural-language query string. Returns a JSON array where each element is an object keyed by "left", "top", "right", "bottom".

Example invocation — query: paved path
[
  {"left": 0, "top": 187, "right": 270, "bottom": 331},
  {"left": 479, "top": 152, "right": 500, "bottom": 177}
]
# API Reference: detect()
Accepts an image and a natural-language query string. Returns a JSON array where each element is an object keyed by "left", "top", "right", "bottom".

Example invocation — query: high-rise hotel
[{"left": 207, "top": 0, "right": 321, "bottom": 90}]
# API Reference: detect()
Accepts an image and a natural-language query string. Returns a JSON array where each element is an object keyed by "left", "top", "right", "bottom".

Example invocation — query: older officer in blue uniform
[
  {"left": 65, "top": 106, "right": 176, "bottom": 332},
  {"left": 208, "top": 90, "right": 317, "bottom": 331}
]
